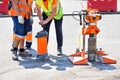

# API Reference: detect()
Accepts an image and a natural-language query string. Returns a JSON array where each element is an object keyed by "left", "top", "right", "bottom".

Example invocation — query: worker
[
  {"left": 11, "top": 0, "right": 33, "bottom": 50},
  {"left": 9, "top": 0, "right": 33, "bottom": 60},
  {"left": 12, "top": 0, "right": 34, "bottom": 50},
  {"left": 35, "top": 0, "right": 63, "bottom": 56}
]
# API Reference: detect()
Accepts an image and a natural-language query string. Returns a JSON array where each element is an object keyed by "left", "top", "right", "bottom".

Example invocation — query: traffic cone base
[
  {"left": 70, "top": 52, "right": 81, "bottom": 56},
  {"left": 99, "top": 55, "right": 117, "bottom": 64},
  {"left": 68, "top": 56, "right": 88, "bottom": 65}
]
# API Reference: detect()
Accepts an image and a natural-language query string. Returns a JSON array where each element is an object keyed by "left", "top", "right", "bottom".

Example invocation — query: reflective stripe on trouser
[
  {"left": 25, "top": 32, "right": 32, "bottom": 48},
  {"left": 12, "top": 33, "right": 24, "bottom": 40},
  {"left": 12, "top": 17, "right": 32, "bottom": 48}
]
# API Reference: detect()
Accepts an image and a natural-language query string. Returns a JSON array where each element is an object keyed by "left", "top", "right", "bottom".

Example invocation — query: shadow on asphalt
[
  {"left": 17, "top": 48, "right": 116, "bottom": 71},
  {"left": 18, "top": 49, "right": 73, "bottom": 71},
  {"left": 89, "top": 61, "right": 117, "bottom": 70}
]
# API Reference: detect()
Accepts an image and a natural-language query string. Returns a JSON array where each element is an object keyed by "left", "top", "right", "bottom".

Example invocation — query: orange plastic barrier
[
  {"left": 37, "top": 37, "right": 47, "bottom": 55},
  {"left": 35, "top": 30, "right": 48, "bottom": 55},
  {"left": 0, "top": 0, "right": 8, "bottom": 14},
  {"left": 87, "top": 0, "right": 117, "bottom": 12}
]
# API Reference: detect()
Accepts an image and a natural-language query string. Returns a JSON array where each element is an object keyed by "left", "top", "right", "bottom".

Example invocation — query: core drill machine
[{"left": 68, "top": 9, "right": 117, "bottom": 65}]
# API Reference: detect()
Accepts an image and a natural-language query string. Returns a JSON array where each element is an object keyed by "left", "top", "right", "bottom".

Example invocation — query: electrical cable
[{"left": 72, "top": 11, "right": 83, "bottom": 50}]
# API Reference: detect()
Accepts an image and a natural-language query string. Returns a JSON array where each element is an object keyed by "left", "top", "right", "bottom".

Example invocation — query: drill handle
[{"left": 79, "top": 14, "right": 82, "bottom": 25}]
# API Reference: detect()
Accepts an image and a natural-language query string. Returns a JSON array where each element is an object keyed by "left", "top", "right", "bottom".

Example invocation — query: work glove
[
  {"left": 18, "top": 15, "right": 24, "bottom": 24},
  {"left": 30, "top": 16, "right": 33, "bottom": 25}
]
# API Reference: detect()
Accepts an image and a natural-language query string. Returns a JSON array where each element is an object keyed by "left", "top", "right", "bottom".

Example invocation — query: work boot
[
  {"left": 24, "top": 47, "right": 31, "bottom": 50},
  {"left": 19, "top": 50, "right": 32, "bottom": 57},
  {"left": 57, "top": 47, "right": 62, "bottom": 56},
  {"left": 25, "top": 42, "right": 32, "bottom": 50},
  {"left": 11, "top": 50, "right": 18, "bottom": 60}
]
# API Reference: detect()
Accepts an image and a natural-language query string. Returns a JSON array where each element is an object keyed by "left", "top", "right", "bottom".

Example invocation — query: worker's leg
[
  {"left": 25, "top": 18, "right": 32, "bottom": 49},
  {"left": 18, "top": 18, "right": 32, "bottom": 57},
  {"left": 12, "top": 39, "right": 20, "bottom": 60},
  {"left": 54, "top": 16, "right": 63, "bottom": 55},
  {"left": 19, "top": 39, "right": 32, "bottom": 57},
  {"left": 42, "top": 12, "right": 52, "bottom": 43},
  {"left": 11, "top": 17, "right": 31, "bottom": 60},
  {"left": 25, "top": 34, "right": 32, "bottom": 49},
  {"left": 11, "top": 16, "right": 25, "bottom": 60}
]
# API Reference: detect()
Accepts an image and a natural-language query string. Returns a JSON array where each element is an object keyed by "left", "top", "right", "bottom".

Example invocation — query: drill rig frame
[{"left": 68, "top": 9, "right": 117, "bottom": 65}]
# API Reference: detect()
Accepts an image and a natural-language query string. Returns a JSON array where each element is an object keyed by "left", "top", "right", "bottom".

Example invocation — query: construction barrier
[
  {"left": 35, "top": 30, "right": 48, "bottom": 55},
  {"left": 87, "top": 0, "right": 117, "bottom": 12},
  {"left": 0, "top": 0, "right": 8, "bottom": 14}
]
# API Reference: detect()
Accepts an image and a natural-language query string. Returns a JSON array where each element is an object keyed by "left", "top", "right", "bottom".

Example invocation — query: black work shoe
[
  {"left": 19, "top": 51, "right": 32, "bottom": 57},
  {"left": 57, "top": 47, "right": 62, "bottom": 56},
  {"left": 12, "top": 51, "right": 18, "bottom": 60},
  {"left": 24, "top": 47, "right": 31, "bottom": 50}
]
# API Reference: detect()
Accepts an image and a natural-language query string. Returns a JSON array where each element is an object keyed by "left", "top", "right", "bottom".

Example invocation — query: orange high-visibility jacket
[{"left": 9, "top": 0, "right": 33, "bottom": 19}]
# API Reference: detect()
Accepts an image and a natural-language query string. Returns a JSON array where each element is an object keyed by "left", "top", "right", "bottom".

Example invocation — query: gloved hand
[
  {"left": 18, "top": 15, "right": 24, "bottom": 24},
  {"left": 30, "top": 16, "right": 33, "bottom": 25}
]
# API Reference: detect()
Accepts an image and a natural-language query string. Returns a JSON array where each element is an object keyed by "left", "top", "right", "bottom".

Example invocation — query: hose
[{"left": 72, "top": 11, "right": 82, "bottom": 50}]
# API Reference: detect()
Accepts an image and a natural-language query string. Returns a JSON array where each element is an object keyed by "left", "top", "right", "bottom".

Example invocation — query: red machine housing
[
  {"left": 0, "top": 0, "right": 8, "bottom": 14},
  {"left": 87, "top": 0, "right": 117, "bottom": 12}
]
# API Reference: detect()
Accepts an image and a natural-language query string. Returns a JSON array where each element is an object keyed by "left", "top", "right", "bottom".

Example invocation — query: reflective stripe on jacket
[{"left": 9, "top": 0, "right": 33, "bottom": 19}]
